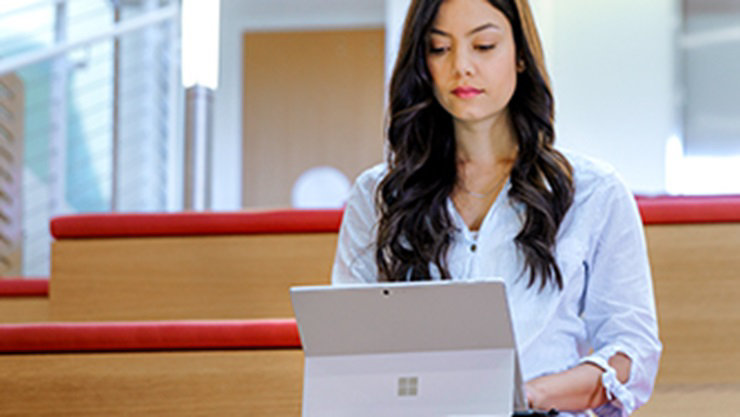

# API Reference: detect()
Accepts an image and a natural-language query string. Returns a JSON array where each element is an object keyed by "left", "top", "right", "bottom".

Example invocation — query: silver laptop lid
[{"left": 291, "top": 279, "right": 515, "bottom": 357}]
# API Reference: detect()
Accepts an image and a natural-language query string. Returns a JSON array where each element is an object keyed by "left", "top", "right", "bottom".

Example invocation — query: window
[
  {"left": 0, "top": 0, "right": 181, "bottom": 276},
  {"left": 682, "top": 0, "right": 740, "bottom": 156},
  {"left": 667, "top": 0, "right": 740, "bottom": 194}
]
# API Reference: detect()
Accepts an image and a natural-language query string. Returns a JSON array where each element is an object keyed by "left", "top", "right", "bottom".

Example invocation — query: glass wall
[{"left": 0, "top": 0, "right": 181, "bottom": 276}]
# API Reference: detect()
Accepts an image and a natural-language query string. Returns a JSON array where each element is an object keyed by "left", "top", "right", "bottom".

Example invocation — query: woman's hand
[
  {"left": 525, "top": 378, "right": 550, "bottom": 410},
  {"left": 524, "top": 353, "right": 632, "bottom": 411},
  {"left": 525, "top": 364, "right": 603, "bottom": 411}
]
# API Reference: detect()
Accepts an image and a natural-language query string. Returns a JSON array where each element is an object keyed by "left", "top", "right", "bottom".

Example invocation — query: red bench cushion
[
  {"left": 51, "top": 209, "right": 343, "bottom": 239},
  {"left": 0, "top": 279, "right": 49, "bottom": 297},
  {"left": 50, "top": 198, "right": 740, "bottom": 240},
  {"left": 636, "top": 195, "right": 740, "bottom": 224},
  {"left": 0, "top": 319, "right": 300, "bottom": 353}
]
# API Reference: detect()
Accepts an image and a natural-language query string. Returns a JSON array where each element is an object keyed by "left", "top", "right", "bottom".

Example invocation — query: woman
[{"left": 332, "top": 0, "right": 661, "bottom": 415}]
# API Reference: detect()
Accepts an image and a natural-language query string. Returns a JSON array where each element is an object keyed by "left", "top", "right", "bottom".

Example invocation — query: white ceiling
[
  {"left": 224, "top": 0, "right": 385, "bottom": 19},
  {"left": 221, "top": 0, "right": 387, "bottom": 32}
]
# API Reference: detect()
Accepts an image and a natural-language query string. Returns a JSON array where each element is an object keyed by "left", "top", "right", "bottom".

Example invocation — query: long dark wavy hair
[{"left": 376, "top": 0, "right": 574, "bottom": 289}]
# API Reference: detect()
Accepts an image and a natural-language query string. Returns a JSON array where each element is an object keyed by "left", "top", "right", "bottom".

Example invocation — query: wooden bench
[
  {"left": 635, "top": 195, "right": 740, "bottom": 416},
  {"left": 44, "top": 199, "right": 740, "bottom": 415},
  {"left": 0, "top": 319, "right": 303, "bottom": 417},
  {"left": 49, "top": 210, "right": 342, "bottom": 321},
  {"left": 0, "top": 279, "right": 49, "bottom": 323}
]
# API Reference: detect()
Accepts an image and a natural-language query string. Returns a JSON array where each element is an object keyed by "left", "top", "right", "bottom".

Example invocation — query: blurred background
[{"left": 0, "top": 0, "right": 738, "bottom": 277}]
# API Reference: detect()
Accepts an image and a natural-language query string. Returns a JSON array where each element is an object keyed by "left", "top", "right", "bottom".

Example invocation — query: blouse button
[{"left": 470, "top": 244, "right": 477, "bottom": 253}]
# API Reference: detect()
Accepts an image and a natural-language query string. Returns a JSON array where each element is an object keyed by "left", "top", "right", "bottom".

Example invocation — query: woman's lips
[{"left": 452, "top": 87, "right": 483, "bottom": 99}]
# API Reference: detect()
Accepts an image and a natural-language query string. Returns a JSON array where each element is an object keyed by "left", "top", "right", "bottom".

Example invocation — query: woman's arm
[
  {"left": 530, "top": 171, "right": 661, "bottom": 414},
  {"left": 525, "top": 352, "right": 631, "bottom": 411}
]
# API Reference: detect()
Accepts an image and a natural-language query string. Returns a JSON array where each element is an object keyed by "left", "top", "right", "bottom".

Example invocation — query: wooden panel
[
  {"left": 0, "top": 73, "right": 24, "bottom": 275},
  {"left": 0, "top": 298, "right": 48, "bottom": 323},
  {"left": 50, "top": 233, "right": 337, "bottom": 321},
  {"left": 635, "top": 384, "right": 740, "bottom": 416},
  {"left": 0, "top": 349, "right": 303, "bottom": 417},
  {"left": 242, "top": 29, "right": 385, "bottom": 208},
  {"left": 645, "top": 223, "right": 740, "bottom": 385}
]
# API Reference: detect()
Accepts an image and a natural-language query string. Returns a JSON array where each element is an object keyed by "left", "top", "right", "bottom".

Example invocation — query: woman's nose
[{"left": 452, "top": 49, "right": 474, "bottom": 77}]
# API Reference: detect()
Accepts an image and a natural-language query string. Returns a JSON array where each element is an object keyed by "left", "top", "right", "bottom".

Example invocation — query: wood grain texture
[
  {"left": 645, "top": 223, "right": 740, "bottom": 385},
  {"left": 50, "top": 233, "right": 337, "bottom": 321},
  {"left": 635, "top": 383, "right": 740, "bottom": 416},
  {"left": 0, "top": 73, "right": 25, "bottom": 276},
  {"left": 242, "top": 29, "right": 385, "bottom": 208},
  {"left": 0, "top": 349, "right": 303, "bottom": 417},
  {"left": 0, "top": 297, "right": 48, "bottom": 323},
  {"left": 43, "top": 220, "right": 740, "bottom": 416}
]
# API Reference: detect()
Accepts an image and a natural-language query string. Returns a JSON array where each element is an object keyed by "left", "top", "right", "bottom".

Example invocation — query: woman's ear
[{"left": 517, "top": 58, "right": 526, "bottom": 73}]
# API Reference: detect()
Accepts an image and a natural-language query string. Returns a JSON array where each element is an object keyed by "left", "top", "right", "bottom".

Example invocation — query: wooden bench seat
[
  {"left": 635, "top": 195, "right": 740, "bottom": 416},
  {"left": 0, "top": 319, "right": 303, "bottom": 417},
  {"left": 49, "top": 209, "right": 342, "bottom": 321},
  {"left": 0, "top": 278, "right": 49, "bottom": 323}
]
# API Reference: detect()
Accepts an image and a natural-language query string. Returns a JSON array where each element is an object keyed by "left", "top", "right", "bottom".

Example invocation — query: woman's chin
[{"left": 452, "top": 112, "right": 490, "bottom": 125}]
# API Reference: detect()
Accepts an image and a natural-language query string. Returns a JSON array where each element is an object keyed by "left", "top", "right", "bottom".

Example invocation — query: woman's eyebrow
[
  {"left": 430, "top": 23, "right": 502, "bottom": 37},
  {"left": 468, "top": 23, "right": 501, "bottom": 35}
]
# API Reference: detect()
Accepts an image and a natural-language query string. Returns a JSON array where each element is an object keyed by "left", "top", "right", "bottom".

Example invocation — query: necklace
[{"left": 458, "top": 173, "right": 509, "bottom": 199}]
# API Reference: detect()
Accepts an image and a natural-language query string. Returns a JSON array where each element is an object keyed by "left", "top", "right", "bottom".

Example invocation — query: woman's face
[{"left": 426, "top": 0, "right": 518, "bottom": 125}]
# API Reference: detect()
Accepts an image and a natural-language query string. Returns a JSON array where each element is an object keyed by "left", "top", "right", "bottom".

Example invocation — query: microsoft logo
[{"left": 397, "top": 376, "right": 419, "bottom": 397}]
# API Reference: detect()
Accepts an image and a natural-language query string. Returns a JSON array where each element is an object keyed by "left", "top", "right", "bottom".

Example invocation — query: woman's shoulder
[
  {"left": 356, "top": 162, "right": 387, "bottom": 185},
  {"left": 559, "top": 149, "right": 633, "bottom": 207},
  {"left": 562, "top": 150, "right": 618, "bottom": 183},
  {"left": 351, "top": 162, "right": 388, "bottom": 197},
  {"left": 342, "top": 162, "right": 387, "bottom": 214},
  {"left": 556, "top": 150, "right": 642, "bottom": 249}
]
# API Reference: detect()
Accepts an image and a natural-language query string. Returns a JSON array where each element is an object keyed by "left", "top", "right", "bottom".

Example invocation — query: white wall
[
  {"left": 385, "top": 0, "right": 411, "bottom": 81},
  {"left": 215, "top": 0, "right": 679, "bottom": 207},
  {"left": 541, "top": 0, "right": 678, "bottom": 194},
  {"left": 214, "top": 0, "right": 384, "bottom": 209}
]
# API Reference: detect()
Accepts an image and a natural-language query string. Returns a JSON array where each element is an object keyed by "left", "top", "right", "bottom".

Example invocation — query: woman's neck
[
  {"left": 454, "top": 112, "right": 518, "bottom": 165},
  {"left": 451, "top": 113, "right": 519, "bottom": 232}
]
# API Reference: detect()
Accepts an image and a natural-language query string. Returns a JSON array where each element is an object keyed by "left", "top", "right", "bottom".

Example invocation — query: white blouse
[{"left": 331, "top": 152, "right": 662, "bottom": 417}]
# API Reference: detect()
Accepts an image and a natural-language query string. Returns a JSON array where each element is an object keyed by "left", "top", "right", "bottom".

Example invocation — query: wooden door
[{"left": 242, "top": 29, "right": 385, "bottom": 208}]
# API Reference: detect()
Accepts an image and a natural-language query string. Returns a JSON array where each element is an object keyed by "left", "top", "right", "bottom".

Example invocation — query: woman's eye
[
  {"left": 428, "top": 46, "right": 449, "bottom": 55},
  {"left": 475, "top": 44, "right": 496, "bottom": 51}
]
